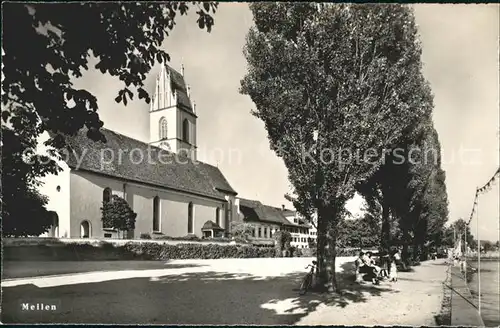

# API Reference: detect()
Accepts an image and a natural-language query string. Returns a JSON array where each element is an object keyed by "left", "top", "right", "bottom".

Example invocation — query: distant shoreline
[{"left": 465, "top": 257, "right": 500, "bottom": 261}]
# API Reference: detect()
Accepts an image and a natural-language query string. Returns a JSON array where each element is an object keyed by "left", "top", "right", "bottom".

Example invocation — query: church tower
[{"left": 149, "top": 64, "right": 197, "bottom": 160}]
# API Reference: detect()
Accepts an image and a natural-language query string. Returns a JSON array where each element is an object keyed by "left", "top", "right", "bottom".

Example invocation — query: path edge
[{"left": 434, "top": 263, "right": 452, "bottom": 325}]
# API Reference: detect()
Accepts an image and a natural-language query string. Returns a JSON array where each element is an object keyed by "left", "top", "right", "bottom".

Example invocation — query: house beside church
[
  {"left": 234, "top": 198, "right": 315, "bottom": 248},
  {"left": 41, "top": 64, "right": 238, "bottom": 239}
]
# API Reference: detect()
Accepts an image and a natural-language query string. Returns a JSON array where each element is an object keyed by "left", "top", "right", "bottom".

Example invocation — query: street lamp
[{"left": 476, "top": 189, "right": 481, "bottom": 315}]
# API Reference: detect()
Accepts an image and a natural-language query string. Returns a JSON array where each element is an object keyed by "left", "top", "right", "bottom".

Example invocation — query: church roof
[
  {"left": 63, "top": 128, "right": 237, "bottom": 201},
  {"left": 166, "top": 66, "right": 193, "bottom": 112}
]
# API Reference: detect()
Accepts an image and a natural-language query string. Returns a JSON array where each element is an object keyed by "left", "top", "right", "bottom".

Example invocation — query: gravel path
[
  {"left": 296, "top": 259, "right": 448, "bottom": 326},
  {"left": 2, "top": 257, "right": 447, "bottom": 325}
]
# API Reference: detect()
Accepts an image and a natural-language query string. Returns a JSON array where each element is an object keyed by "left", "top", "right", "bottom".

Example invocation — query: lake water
[{"left": 467, "top": 260, "right": 500, "bottom": 327}]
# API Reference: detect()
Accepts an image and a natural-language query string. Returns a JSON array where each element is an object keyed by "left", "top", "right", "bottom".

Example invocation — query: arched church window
[
  {"left": 182, "top": 118, "right": 190, "bottom": 143},
  {"left": 188, "top": 202, "right": 194, "bottom": 234},
  {"left": 103, "top": 187, "right": 112, "bottom": 203},
  {"left": 81, "top": 220, "right": 91, "bottom": 238},
  {"left": 159, "top": 117, "right": 168, "bottom": 140},
  {"left": 153, "top": 196, "right": 160, "bottom": 232}
]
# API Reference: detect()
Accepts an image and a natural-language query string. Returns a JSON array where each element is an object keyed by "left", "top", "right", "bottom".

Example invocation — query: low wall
[{"left": 2, "top": 237, "right": 241, "bottom": 247}]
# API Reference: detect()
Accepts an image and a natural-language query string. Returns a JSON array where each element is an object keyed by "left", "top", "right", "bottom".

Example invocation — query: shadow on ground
[
  {"left": 2, "top": 265, "right": 399, "bottom": 325},
  {"left": 2, "top": 261, "right": 207, "bottom": 279}
]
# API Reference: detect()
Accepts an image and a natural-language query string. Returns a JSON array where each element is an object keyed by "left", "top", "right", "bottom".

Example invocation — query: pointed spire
[
  {"left": 150, "top": 63, "right": 175, "bottom": 111},
  {"left": 193, "top": 101, "right": 196, "bottom": 114},
  {"left": 187, "top": 84, "right": 191, "bottom": 98},
  {"left": 181, "top": 58, "right": 185, "bottom": 76}
]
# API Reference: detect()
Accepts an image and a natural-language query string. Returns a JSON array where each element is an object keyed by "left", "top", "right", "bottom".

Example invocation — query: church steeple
[
  {"left": 150, "top": 64, "right": 176, "bottom": 112},
  {"left": 149, "top": 63, "right": 198, "bottom": 161}
]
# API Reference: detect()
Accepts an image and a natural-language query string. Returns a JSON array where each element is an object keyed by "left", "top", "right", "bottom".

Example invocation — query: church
[{"left": 41, "top": 64, "right": 239, "bottom": 239}]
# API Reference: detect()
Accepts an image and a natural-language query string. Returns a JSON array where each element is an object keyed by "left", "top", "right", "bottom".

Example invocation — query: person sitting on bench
[
  {"left": 355, "top": 251, "right": 365, "bottom": 283},
  {"left": 359, "top": 252, "right": 380, "bottom": 284},
  {"left": 378, "top": 252, "right": 390, "bottom": 279}
]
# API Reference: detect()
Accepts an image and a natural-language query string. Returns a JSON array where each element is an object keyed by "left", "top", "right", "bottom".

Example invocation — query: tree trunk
[
  {"left": 380, "top": 198, "right": 391, "bottom": 253},
  {"left": 402, "top": 229, "right": 410, "bottom": 265},
  {"left": 315, "top": 203, "right": 340, "bottom": 293},
  {"left": 316, "top": 214, "right": 328, "bottom": 291},
  {"left": 412, "top": 239, "right": 420, "bottom": 261}
]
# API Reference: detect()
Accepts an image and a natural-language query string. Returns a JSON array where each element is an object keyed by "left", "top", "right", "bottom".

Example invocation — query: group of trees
[
  {"left": 241, "top": 3, "right": 449, "bottom": 292},
  {"left": 337, "top": 214, "right": 380, "bottom": 249},
  {"left": 441, "top": 218, "right": 477, "bottom": 251}
]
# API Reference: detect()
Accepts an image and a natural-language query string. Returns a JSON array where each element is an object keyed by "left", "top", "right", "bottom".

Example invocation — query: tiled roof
[
  {"left": 167, "top": 66, "right": 193, "bottom": 112},
  {"left": 63, "top": 128, "right": 237, "bottom": 200},
  {"left": 238, "top": 198, "right": 291, "bottom": 226},
  {"left": 274, "top": 206, "right": 296, "bottom": 217}
]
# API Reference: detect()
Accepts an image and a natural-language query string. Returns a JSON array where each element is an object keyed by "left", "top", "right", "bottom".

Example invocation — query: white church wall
[
  {"left": 37, "top": 131, "right": 71, "bottom": 238},
  {"left": 69, "top": 170, "right": 126, "bottom": 238},
  {"left": 128, "top": 182, "right": 226, "bottom": 238},
  {"left": 39, "top": 163, "right": 71, "bottom": 238},
  {"left": 69, "top": 169, "right": 228, "bottom": 239}
]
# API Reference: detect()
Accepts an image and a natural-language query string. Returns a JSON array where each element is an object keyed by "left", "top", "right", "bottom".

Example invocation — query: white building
[{"left": 281, "top": 207, "right": 313, "bottom": 249}]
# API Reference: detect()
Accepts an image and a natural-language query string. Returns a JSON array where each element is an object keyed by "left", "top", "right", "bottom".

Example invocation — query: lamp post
[
  {"left": 476, "top": 193, "right": 481, "bottom": 315},
  {"left": 464, "top": 227, "right": 467, "bottom": 282}
]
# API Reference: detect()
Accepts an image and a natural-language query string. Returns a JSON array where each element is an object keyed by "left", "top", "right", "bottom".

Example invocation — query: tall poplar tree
[{"left": 241, "top": 3, "right": 434, "bottom": 292}]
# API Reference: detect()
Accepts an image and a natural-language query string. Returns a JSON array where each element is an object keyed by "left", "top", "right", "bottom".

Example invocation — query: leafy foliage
[
  {"left": 241, "top": 3, "right": 433, "bottom": 292},
  {"left": 1, "top": 2, "right": 217, "bottom": 234},
  {"left": 441, "top": 218, "right": 477, "bottom": 250},
  {"left": 1, "top": 105, "right": 60, "bottom": 236},
  {"left": 357, "top": 117, "right": 449, "bottom": 261},
  {"left": 337, "top": 214, "right": 381, "bottom": 249},
  {"left": 3, "top": 2, "right": 217, "bottom": 147},
  {"left": 100, "top": 195, "right": 137, "bottom": 235},
  {"left": 481, "top": 240, "right": 495, "bottom": 253},
  {"left": 230, "top": 222, "right": 254, "bottom": 242},
  {"left": 273, "top": 230, "right": 292, "bottom": 256}
]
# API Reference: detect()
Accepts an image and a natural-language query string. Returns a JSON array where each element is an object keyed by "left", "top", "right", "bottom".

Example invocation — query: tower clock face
[{"left": 159, "top": 141, "right": 171, "bottom": 151}]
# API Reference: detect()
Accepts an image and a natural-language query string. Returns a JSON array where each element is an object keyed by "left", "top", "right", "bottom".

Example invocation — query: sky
[{"left": 49, "top": 4, "right": 499, "bottom": 241}]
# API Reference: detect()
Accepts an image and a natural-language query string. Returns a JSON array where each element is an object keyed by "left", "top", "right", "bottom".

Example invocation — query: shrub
[
  {"left": 299, "top": 248, "right": 314, "bottom": 257},
  {"left": 140, "top": 233, "right": 152, "bottom": 239},
  {"left": 122, "top": 242, "right": 275, "bottom": 260},
  {"left": 230, "top": 222, "right": 254, "bottom": 242},
  {"left": 336, "top": 248, "right": 361, "bottom": 257},
  {"left": 152, "top": 235, "right": 232, "bottom": 243},
  {"left": 308, "top": 238, "right": 317, "bottom": 256},
  {"left": 294, "top": 247, "right": 303, "bottom": 257},
  {"left": 273, "top": 230, "right": 292, "bottom": 257},
  {"left": 101, "top": 195, "right": 137, "bottom": 236}
]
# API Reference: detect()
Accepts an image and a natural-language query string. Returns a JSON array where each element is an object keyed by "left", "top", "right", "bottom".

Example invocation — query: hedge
[
  {"left": 143, "top": 233, "right": 232, "bottom": 243},
  {"left": 3, "top": 239, "right": 363, "bottom": 261},
  {"left": 3, "top": 241, "right": 276, "bottom": 261},
  {"left": 129, "top": 242, "right": 276, "bottom": 260}
]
